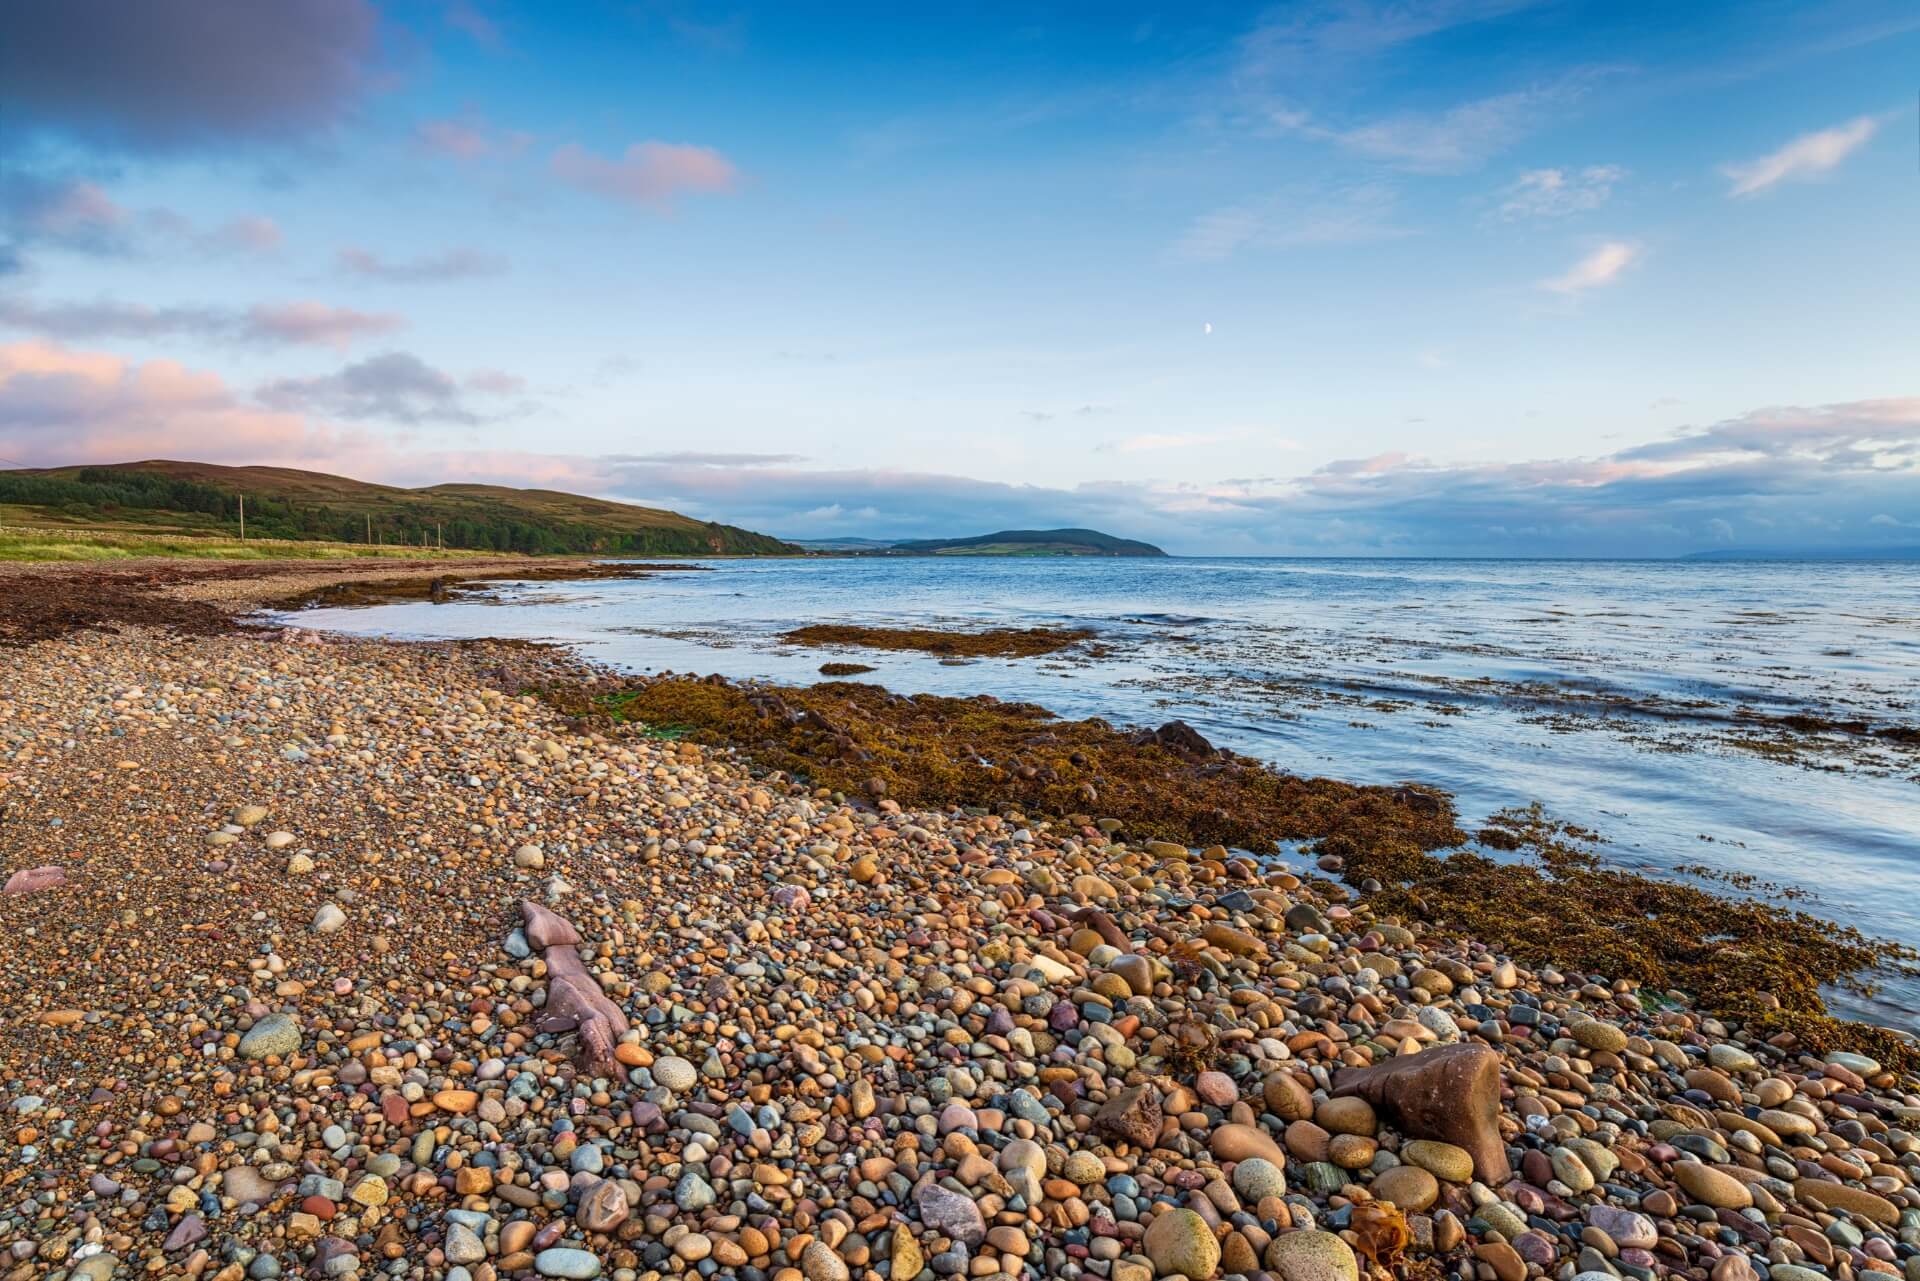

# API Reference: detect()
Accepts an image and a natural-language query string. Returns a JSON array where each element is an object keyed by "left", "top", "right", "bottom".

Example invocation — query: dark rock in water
[
  {"left": 1144, "top": 720, "right": 1214, "bottom": 756},
  {"left": 1332, "top": 1043, "right": 1510, "bottom": 1184},
  {"left": 1391, "top": 786, "right": 1444, "bottom": 816}
]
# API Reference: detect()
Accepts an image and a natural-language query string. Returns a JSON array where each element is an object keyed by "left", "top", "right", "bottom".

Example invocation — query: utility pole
[
  {"left": 437, "top": 522, "right": 443, "bottom": 551},
  {"left": 238, "top": 494, "right": 245, "bottom": 541},
  {"left": 366, "top": 512, "right": 372, "bottom": 544}
]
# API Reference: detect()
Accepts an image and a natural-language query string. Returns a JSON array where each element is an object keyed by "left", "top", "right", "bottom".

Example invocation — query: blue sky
[{"left": 2, "top": 0, "right": 1917, "bottom": 554}]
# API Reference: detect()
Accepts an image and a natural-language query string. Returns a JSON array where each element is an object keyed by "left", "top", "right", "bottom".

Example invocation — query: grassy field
[{"left": 0, "top": 524, "right": 505, "bottom": 563}]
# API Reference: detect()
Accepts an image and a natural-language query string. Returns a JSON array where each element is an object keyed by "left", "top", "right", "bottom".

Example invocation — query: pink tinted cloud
[
  {"left": 32, "top": 180, "right": 128, "bottom": 235},
  {"left": 418, "top": 119, "right": 492, "bottom": 158},
  {"left": 144, "top": 208, "right": 283, "bottom": 254},
  {"left": 0, "top": 339, "right": 358, "bottom": 467},
  {"left": 212, "top": 215, "right": 283, "bottom": 252},
  {"left": 417, "top": 116, "right": 533, "bottom": 160},
  {"left": 445, "top": 0, "right": 505, "bottom": 49},
  {"left": 550, "top": 141, "right": 740, "bottom": 209},
  {"left": 243, "top": 301, "right": 402, "bottom": 349},
  {"left": 465, "top": 368, "right": 526, "bottom": 395}
]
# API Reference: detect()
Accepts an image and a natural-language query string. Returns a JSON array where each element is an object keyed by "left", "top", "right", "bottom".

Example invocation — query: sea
[{"left": 282, "top": 556, "right": 1920, "bottom": 1029}]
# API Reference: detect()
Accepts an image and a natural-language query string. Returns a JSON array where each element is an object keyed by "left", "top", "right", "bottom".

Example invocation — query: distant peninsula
[
  {"left": 794, "top": 527, "right": 1167, "bottom": 557},
  {"left": 1681, "top": 546, "right": 1920, "bottom": 562}
]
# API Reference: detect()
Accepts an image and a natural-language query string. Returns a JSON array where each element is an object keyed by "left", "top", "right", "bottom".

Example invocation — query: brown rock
[
  {"left": 1210, "top": 1122, "right": 1289, "bottom": 1167},
  {"left": 1314, "top": 1096, "right": 1376, "bottom": 1136},
  {"left": 1474, "top": 1241, "right": 1526, "bottom": 1281},
  {"left": 1672, "top": 1163, "right": 1751, "bottom": 1210},
  {"left": 1095, "top": 1083, "right": 1163, "bottom": 1148},
  {"left": 1263, "top": 1071, "right": 1315, "bottom": 1121},
  {"left": 1331, "top": 1043, "right": 1510, "bottom": 1184},
  {"left": 578, "top": 1179, "right": 630, "bottom": 1233},
  {"left": 1285, "top": 1120, "right": 1331, "bottom": 1163},
  {"left": 1070, "top": 906, "right": 1129, "bottom": 951},
  {"left": 1203, "top": 923, "right": 1264, "bottom": 956},
  {"left": 1371, "top": 1165, "right": 1438, "bottom": 1212},
  {"left": 1792, "top": 1178, "right": 1897, "bottom": 1226}
]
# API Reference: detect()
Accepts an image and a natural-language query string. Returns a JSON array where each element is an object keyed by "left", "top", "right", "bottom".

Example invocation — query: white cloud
[
  {"left": 1173, "top": 183, "right": 1407, "bottom": 262},
  {"left": 550, "top": 141, "right": 740, "bottom": 209},
  {"left": 1324, "top": 87, "right": 1555, "bottom": 174},
  {"left": 1263, "top": 74, "right": 1604, "bottom": 175},
  {"left": 1723, "top": 114, "right": 1880, "bottom": 197},
  {"left": 1498, "top": 165, "right": 1624, "bottom": 218},
  {"left": 1540, "top": 240, "right": 1640, "bottom": 294}
]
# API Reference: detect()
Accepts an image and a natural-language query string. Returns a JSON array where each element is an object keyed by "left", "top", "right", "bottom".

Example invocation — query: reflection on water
[{"left": 285, "top": 556, "right": 1920, "bottom": 1029}]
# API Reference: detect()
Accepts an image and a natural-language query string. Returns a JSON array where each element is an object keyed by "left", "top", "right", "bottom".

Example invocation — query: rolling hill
[{"left": 1, "top": 460, "right": 800, "bottom": 556}]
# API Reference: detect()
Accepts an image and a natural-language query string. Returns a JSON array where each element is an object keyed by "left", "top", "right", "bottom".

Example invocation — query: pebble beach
[{"left": 4, "top": 559, "right": 1919, "bottom": 1281}]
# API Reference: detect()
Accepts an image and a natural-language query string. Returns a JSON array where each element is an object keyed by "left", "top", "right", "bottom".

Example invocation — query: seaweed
[
  {"left": 599, "top": 675, "right": 1463, "bottom": 855},
  {"left": 782, "top": 623, "right": 1095, "bottom": 658},
  {"left": 1341, "top": 806, "right": 1919, "bottom": 1069},
  {"left": 545, "top": 673, "right": 1918, "bottom": 1067}
]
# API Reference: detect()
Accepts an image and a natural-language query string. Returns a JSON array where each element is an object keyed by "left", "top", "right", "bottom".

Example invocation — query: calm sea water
[{"left": 287, "top": 557, "right": 1920, "bottom": 1028}]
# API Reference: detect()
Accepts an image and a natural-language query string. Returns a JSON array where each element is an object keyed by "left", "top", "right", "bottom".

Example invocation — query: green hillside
[{"left": 1, "top": 460, "right": 799, "bottom": 556}]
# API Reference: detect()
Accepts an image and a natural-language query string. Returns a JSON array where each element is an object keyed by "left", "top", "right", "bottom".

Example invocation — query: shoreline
[{"left": 3, "top": 557, "right": 1918, "bottom": 1281}]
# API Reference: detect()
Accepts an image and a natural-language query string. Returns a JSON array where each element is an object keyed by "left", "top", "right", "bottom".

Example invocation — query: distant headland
[{"left": 791, "top": 527, "right": 1167, "bottom": 557}]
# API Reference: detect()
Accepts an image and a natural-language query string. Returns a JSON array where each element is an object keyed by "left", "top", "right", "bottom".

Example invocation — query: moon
[{"left": 1203, "top": 322, "right": 1213, "bottom": 335}]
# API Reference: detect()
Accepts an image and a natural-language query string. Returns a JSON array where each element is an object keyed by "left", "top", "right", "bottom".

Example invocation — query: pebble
[
  {"left": 533, "top": 1248, "right": 603, "bottom": 1279},
  {"left": 236, "top": 1012, "right": 300, "bottom": 1059},
  {"left": 1266, "top": 1229, "right": 1360, "bottom": 1281},
  {"left": 651, "top": 1054, "right": 697, "bottom": 1092},
  {"left": 0, "top": 573, "right": 1912, "bottom": 1281},
  {"left": 1143, "top": 1207, "right": 1221, "bottom": 1280}
]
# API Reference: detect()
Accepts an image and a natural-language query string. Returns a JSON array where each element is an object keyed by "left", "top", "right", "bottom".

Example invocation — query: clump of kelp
[
  {"left": 272, "top": 561, "right": 698, "bottom": 610},
  {"left": 1347, "top": 806, "right": 1920, "bottom": 1070},
  {"left": 598, "top": 675, "right": 1461, "bottom": 857},
  {"left": 782, "top": 623, "right": 1095, "bottom": 658},
  {"left": 545, "top": 671, "right": 1919, "bottom": 1067}
]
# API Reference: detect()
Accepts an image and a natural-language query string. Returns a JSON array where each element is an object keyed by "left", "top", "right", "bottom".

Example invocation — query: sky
[{"left": 1, "top": 0, "right": 1918, "bottom": 556}]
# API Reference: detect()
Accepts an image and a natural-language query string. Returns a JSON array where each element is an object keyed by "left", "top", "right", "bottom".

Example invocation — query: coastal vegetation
[
  {"left": 0, "top": 460, "right": 800, "bottom": 556},
  {"left": 0, "top": 524, "right": 504, "bottom": 563}
]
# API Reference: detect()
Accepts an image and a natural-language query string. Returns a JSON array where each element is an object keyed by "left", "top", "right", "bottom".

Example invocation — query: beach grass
[{"left": 0, "top": 524, "right": 499, "bottom": 563}]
